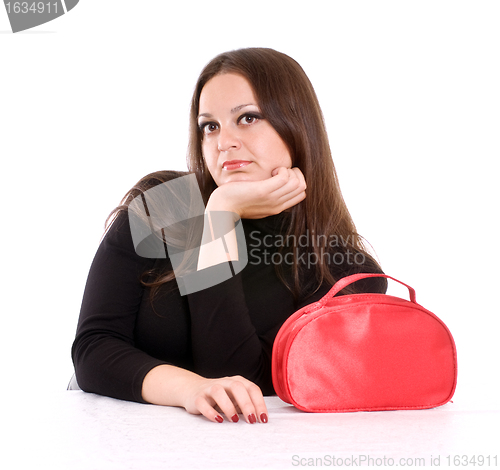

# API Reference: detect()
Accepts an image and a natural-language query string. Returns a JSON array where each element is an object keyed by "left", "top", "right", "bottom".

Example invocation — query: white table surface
[{"left": 4, "top": 391, "right": 499, "bottom": 469}]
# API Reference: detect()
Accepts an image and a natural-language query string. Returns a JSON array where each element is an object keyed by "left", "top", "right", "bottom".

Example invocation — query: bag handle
[{"left": 320, "top": 273, "right": 417, "bottom": 304}]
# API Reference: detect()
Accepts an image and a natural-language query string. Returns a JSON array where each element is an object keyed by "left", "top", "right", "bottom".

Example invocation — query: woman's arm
[
  {"left": 72, "top": 168, "right": 305, "bottom": 422},
  {"left": 150, "top": 167, "right": 306, "bottom": 419},
  {"left": 196, "top": 166, "right": 305, "bottom": 269},
  {"left": 71, "top": 213, "right": 167, "bottom": 403},
  {"left": 72, "top": 210, "right": 269, "bottom": 423},
  {"left": 180, "top": 167, "right": 306, "bottom": 399},
  {"left": 142, "top": 365, "right": 268, "bottom": 424}
]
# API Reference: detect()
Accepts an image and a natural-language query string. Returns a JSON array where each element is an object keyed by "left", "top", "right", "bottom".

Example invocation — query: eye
[
  {"left": 238, "top": 113, "right": 261, "bottom": 126},
  {"left": 199, "top": 121, "right": 219, "bottom": 135}
]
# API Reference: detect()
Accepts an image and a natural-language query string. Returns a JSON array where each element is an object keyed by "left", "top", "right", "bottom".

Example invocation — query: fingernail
[
  {"left": 231, "top": 414, "right": 239, "bottom": 423},
  {"left": 215, "top": 415, "right": 224, "bottom": 423},
  {"left": 248, "top": 413, "right": 256, "bottom": 424},
  {"left": 260, "top": 413, "right": 268, "bottom": 423}
]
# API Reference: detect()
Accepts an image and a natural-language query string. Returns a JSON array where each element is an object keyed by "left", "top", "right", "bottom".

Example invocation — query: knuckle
[
  {"left": 274, "top": 173, "right": 288, "bottom": 185},
  {"left": 194, "top": 395, "right": 205, "bottom": 408},
  {"left": 269, "top": 206, "right": 282, "bottom": 216},
  {"left": 208, "top": 383, "right": 224, "bottom": 395},
  {"left": 280, "top": 173, "right": 290, "bottom": 184},
  {"left": 229, "top": 380, "right": 245, "bottom": 393},
  {"left": 247, "top": 380, "right": 261, "bottom": 391},
  {"left": 254, "top": 187, "right": 267, "bottom": 198},
  {"left": 247, "top": 382, "right": 262, "bottom": 395}
]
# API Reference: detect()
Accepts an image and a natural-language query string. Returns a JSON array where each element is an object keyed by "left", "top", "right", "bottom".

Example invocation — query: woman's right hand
[
  {"left": 183, "top": 374, "right": 269, "bottom": 424},
  {"left": 206, "top": 166, "right": 306, "bottom": 220},
  {"left": 142, "top": 365, "right": 268, "bottom": 424}
]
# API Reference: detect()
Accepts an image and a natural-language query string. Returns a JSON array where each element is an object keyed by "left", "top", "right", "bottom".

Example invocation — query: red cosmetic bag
[{"left": 272, "top": 273, "right": 457, "bottom": 412}]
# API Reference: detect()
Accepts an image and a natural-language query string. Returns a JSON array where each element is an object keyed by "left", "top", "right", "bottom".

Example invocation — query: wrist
[
  {"left": 206, "top": 190, "right": 240, "bottom": 220},
  {"left": 142, "top": 364, "right": 204, "bottom": 407}
]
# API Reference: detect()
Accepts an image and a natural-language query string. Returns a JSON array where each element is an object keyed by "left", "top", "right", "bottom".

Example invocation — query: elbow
[{"left": 70, "top": 338, "right": 94, "bottom": 394}]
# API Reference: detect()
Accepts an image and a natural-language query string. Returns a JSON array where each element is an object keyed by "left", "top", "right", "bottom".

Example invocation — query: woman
[{"left": 72, "top": 48, "right": 386, "bottom": 425}]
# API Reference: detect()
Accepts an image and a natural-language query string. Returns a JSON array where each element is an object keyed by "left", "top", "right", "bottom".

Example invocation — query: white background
[{"left": 1, "top": 1, "right": 498, "bottom": 409}]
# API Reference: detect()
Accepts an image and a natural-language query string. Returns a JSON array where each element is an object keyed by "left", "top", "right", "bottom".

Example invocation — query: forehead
[{"left": 199, "top": 73, "right": 257, "bottom": 114}]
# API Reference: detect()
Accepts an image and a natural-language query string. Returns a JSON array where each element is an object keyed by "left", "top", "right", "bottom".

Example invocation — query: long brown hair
[
  {"left": 105, "top": 170, "right": 189, "bottom": 292},
  {"left": 187, "top": 47, "right": 383, "bottom": 299},
  {"left": 108, "top": 48, "right": 384, "bottom": 301}
]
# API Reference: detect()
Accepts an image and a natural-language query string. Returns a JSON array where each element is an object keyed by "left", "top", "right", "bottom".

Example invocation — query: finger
[
  {"left": 284, "top": 190, "right": 307, "bottom": 208},
  {"left": 209, "top": 383, "right": 241, "bottom": 423},
  {"left": 245, "top": 173, "right": 288, "bottom": 203},
  {"left": 291, "top": 167, "right": 307, "bottom": 190},
  {"left": 271, "top": 168, "right": 306, "bottom": 199},
  {"left": 274, "top": 191, "right": 306, "bottom": 214},
  {"left": 273, "top": 175, "right": 306, "bottom": 206},
  {"left": 230, "top": 377, "right": 268, "bottom": 424},
  {"left": 245, "top": 381, "right": 269, "bottom": 424},
  {"left": 284, "top": 172, "right": 307, "bottom": 199},
  {"left": 215, "top": 395, "right": 242, "bottom": 415},
  {"left": 226, "top": 380, "right": 260, "bottom": 424},
  {"left": 286, "top": 168, "right": 307, "bottom": 194},
  {"left": 274, "top": 177, "right": 306, "bottom": 209},
  {"left": 193, "top": 395, "right": 226, "bottom": 424},
  {"left": 267, "top": 167, "right": 291, "bottom": 189},
  {"left": 271, "top": 166, "right": 288, "bottom": 177},
  {"left": 258, "top": 166, "right": 300, "bottom": 199}
]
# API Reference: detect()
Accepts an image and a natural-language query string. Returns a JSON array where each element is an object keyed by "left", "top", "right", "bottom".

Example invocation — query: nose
[{"left": 217, "top": 126, "right": 241, "bottom": 152}]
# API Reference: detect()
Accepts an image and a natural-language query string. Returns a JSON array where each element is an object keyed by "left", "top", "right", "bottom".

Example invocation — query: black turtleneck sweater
[{"left": 72, "top": 198, "right": 385, "bottom": 403}]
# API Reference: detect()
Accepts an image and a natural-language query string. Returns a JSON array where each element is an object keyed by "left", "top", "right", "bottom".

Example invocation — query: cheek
[
  {"left": 202, "top": 141, "right": 217, "bottom": 169},
  {"left": 280, "top": 146, "right": 293, "bottom": 168},
  {"left": 270, "top": 140, "right": 292, "bottom": 169},
  {"left": 257, "top": 127, "right": 292, "bottom": 169}
]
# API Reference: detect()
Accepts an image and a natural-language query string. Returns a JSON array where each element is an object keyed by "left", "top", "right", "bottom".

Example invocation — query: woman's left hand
[{"left": 206, "top": 166, "right": 306, "bottom": 219}]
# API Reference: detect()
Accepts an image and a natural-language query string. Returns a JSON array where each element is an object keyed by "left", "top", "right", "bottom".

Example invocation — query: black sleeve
[
  {"left": 71, "top": 212, "right": 167, "bottom": 403},
  {"left": 186, "top": 263, "right": 276, "bottom": 394},
  {"left": 72, "top": 211, "right": 282, "bottom": 400}
]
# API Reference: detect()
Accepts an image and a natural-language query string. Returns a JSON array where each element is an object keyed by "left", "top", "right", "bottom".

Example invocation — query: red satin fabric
[{"left": 272, "top": 274, "right": 457, "bottom": 412}]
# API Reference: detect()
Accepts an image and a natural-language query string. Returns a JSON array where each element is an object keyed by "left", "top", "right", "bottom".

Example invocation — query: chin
[{"left": 221, "top": 171, "right": 270, "bottom": 184}]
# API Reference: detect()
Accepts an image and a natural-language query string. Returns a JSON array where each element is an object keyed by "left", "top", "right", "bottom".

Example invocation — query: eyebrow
[{"left": 198, "top": 103, "right": 257, "bottom": 119}]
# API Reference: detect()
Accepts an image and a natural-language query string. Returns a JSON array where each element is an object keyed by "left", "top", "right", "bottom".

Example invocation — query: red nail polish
[
  {"left": 248, "top": 413, "right": 256, "bottom": 424},
  {"left": 231, "top": 414, "right": 239, "bottom": 423},
  {"left": 260, "top": 413, "right": 268, "bottom": 423},
  {"left": 215, "top": 415, "right": 223, "bottom": 423}
]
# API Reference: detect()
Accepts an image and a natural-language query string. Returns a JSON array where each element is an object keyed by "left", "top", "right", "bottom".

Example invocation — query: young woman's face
[{"left": 198, "top": 73, "right": 292, "bottom": 186}]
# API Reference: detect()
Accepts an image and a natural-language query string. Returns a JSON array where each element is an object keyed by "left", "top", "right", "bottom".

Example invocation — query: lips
[{"left": 222, "top": 160, "right": 252, "bottom": 171}]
